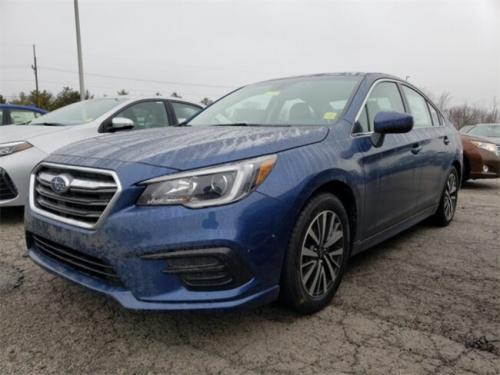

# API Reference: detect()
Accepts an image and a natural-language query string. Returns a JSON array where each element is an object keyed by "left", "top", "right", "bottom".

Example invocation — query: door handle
[
  {"left": 443, "top": 136, "right": 450, "bottom": 145},
  {"left": 411, "top": 143, "right": 422, "bottom": 154}
]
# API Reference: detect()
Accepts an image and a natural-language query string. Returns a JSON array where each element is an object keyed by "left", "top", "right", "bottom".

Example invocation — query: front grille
[
  {"left": 32, "top": 163, "right": 119, "bottom": 228},
  {"left": 0, "top": 168, "right": 18, "bottom": 200},
  {"left": 31, "top": 234, "right": 121, "bottom": 284}
]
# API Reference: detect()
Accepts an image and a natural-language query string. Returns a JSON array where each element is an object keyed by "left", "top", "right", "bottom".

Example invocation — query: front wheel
[
  {"left": 432, "top": 167, "right": 459, "bottom": 226},
  {"left": 280, "top": 194, "right": 350, "bottom": 314}
]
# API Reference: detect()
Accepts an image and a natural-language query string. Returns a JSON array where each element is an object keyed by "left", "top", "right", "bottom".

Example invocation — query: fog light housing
[
  {"left": 141, "top": 248, "right": 253, "bottom": 290},
  {"left": 483, "top": 165, "right": 489, "bottom": 173}
]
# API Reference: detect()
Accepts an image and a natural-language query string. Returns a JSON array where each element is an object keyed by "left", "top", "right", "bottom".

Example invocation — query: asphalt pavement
[{"left": 1, "top": 180, "right": 499, "bottom": 374}]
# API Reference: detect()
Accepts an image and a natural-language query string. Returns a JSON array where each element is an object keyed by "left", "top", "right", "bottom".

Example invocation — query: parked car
[
  {"left": 459, "top": 125, "right": 474, "bottom": 134},
  {"left": 461, "top": 128, "right": 500, "bottom": 181},
  {"left": 0, "top": 103, "right": 47, "bottom": 125},
  {"left": 0, "top": 97, "right": 202, "bottom": 205},
  {"left": 463, "top": 123, "right": 500, "bottom": 143},
  {"left": 25, "top": 73, "right": 462, "bottom": 314}
]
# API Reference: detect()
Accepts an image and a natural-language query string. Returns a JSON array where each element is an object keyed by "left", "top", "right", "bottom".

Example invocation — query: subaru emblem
[{"left": 50, "top": 174, "right": 71, "bottom": 194}]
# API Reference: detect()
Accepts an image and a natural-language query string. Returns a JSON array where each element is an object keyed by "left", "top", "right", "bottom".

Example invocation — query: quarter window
[
  {"left": 114, "top": 101, "right": 169, "bottom": 129},
  {"left": 171, "top": 102, "right": 201, "bottom": 123},
  {"left": 10, "top": 109, "right": 40, "bottom": 124},
  {"left": 354, "top": 82, "right": 405, "bottom": 133},
  {"left": 402, "top": 86, "right": 432, "bottom": 128}
]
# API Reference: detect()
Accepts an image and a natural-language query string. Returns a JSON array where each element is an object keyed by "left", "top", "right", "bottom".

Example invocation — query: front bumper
[
  {"left": 25, "top": 158, "right": 293, "bottom": 310},
  {"left": 467, "top": 147, "right": 500, "bottom": 179}
]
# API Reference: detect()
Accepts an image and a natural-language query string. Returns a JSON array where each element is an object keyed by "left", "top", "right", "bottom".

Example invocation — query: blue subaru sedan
[{"left": 25, "top": 73, "right": 462, "bottom": 313}]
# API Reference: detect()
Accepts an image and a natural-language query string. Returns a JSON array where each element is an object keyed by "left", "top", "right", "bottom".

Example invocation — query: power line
[
  {"left": 37, "top": 66, "right": 236, "bottom": 89},
  {"left": 0, "top": 79, "right": 207, "bottom": 98}
]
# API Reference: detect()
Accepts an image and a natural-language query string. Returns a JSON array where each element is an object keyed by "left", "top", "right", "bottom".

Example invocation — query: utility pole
[
  {"left": 31, "top": 44, "right": 39, "bottom": 107},
  {"left": 74, "top": 0, "right": 85, "bottom": 100}
]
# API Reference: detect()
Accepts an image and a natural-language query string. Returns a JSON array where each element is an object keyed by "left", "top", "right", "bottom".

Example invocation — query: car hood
[
  {"left": 54, "top": 126, "right": 329, "bottom": 170},
  {"left": 0, "top": 124, "right": 71, "bottom": 142},
  {"left": 0, "top": 124, "right": 99, "bottom": 154},
  {"left": 462, "top": 134, "right": 500, "bottom": 145}
]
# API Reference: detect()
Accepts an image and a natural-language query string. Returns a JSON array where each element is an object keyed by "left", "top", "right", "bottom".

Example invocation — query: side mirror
[
  {"left": 110, "top": 117, "right": 134, "bottom": 132},
  {"left": 371, "top": 111, "right": 413, "bottom": 147},
  {"left": 374, "top": 111, "right": 413, "bottom": 134}
]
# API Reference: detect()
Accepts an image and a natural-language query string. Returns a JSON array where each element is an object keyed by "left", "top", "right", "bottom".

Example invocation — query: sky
[{"left": 1, "top": 0, "right": 499, "bottom": 107}]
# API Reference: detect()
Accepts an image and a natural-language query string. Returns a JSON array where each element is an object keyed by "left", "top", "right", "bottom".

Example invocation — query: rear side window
[
  {"left": 427, "top": 103, "right": 441, "bottom": 126},
  {"left": 171, "top": 102, "right": 201, "bottom": 123},
  {"left": 354, "top": 81, "right": 405, "bottom": 133},
  {"left": 402, "top": 86, "right": 432, "bottom": 128},
  {"left": 10, "top": 109, "right": 40, "bottom": 124}
]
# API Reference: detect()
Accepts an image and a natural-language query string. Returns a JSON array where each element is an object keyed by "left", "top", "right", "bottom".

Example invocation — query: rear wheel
[
  {"left": 281, "top": 193, "right": 350, "bottom": 314},
  {"left": 432, "top": 167, "right": 459, "bottom": 226}
]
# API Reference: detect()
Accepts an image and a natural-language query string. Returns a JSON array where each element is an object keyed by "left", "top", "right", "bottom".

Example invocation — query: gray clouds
[{"left": 1, "top": 0, "right": 498, "bottom": 105}]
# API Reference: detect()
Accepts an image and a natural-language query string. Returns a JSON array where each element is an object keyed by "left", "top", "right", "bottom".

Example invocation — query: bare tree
[
  {"left": 200, "top": 97, "right": 213, "bottom": 106},
  {"left": 436, "top": 92, "right": 452, "bottom": 112},
  {"left": 445, "top": 101, "right": 499, "bottom": 129}
]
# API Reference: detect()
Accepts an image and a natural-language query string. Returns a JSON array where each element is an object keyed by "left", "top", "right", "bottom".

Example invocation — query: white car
[{"left": 0, "top": 97, "right": 202, "bottom": 207}]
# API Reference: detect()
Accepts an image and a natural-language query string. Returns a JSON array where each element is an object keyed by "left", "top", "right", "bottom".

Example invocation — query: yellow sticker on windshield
[
  {"left": 265, "top": 91, "right": 281, "bottom": 96},
  {"left": 323, "top": 112, "right": 337, "bottom": 120}
]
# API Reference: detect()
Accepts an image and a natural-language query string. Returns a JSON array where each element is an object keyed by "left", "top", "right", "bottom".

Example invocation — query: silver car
[{"left": 0, "top": 97, "right": 202, "bottom": 207}]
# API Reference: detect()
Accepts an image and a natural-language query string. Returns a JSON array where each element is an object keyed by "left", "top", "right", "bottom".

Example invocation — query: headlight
[
  {"left": 470, "top": 141, "right": 498, "bottom": 155},
  {"left": 137, "top": 154, "right": 277, "bottom": 207},
  {"left": 0, "top": 141, "right": 33, "bottom": 157}
]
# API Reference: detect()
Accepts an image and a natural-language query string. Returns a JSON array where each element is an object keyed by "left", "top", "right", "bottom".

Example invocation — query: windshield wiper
[
  {"left": 212, "top": 123, "right": 290, "bottom": 127},
  {"left": 173, "top": 121, "right": 190, "bottom": 127},
  {"left": 31, "top": 122, "right": 65, "bottom": 126}
]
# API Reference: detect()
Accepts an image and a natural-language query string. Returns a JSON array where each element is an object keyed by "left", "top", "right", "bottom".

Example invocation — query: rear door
[
  {"left": 400, "top": 86, "right": 449, "bottom": 210},
  {"left": 353, "top": 81, "right": 421, "bottom": 238}
]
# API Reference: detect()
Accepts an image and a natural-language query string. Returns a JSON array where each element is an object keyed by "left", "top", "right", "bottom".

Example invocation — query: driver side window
[
  {"left": 114, "top": 101, "right": 170, "bottom": 129},
  {"left": 354, "top": 82, "right": 405, "bottom": 133}
]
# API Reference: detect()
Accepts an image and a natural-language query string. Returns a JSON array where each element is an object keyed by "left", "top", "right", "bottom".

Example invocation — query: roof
[
  {"left": 252, "top": 72, "right": 401, "bottom": 86},
  {"left": 84, "top": 96, "right": 203, "bottom": 108},
  {"left": 0, "top": 103, "right": 47, "bottom": 112}
]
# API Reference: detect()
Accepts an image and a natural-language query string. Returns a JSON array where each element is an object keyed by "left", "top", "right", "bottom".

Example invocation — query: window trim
[
  {"left": 427, "top": 101, "right": 442, "bottom": 126},
  {"left": 351, "top": 78, "right": 408, "bottom": 137},
  {"left": 400, "top": 84, "right": 434, "bottom": 129}
]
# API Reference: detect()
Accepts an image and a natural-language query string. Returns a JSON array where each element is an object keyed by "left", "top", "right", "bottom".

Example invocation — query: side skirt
[{"left": 351, "top": 204, "right": 438, "bottom": 256}]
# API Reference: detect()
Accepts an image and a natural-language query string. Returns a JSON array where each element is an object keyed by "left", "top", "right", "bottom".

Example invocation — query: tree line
[
  {"left": 432, "top": 92, "right": 498, "bottom": 129},
  {"left": 0, "top": 88, "right": 213, "bottom": 111}
]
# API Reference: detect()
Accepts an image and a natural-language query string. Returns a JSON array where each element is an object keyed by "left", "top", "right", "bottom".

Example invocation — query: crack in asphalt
[{"left": 0, "top": 180, "right": 499, "bottom": 374}]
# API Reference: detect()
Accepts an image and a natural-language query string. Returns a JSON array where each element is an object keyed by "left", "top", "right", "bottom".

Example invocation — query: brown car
[{"left": 461, "top": 134, "right": 500, "bottom": 180}]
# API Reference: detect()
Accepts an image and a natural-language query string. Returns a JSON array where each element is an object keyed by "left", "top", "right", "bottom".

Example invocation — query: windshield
[
  {"left": 468, "top": 124, "right": 500, "bottom": 138},
  {"left": 31, "top": 98, "right": 128, "bottom": 125},
  {"left": 188, "top": 75, "right": 361, "bottom": 126}
]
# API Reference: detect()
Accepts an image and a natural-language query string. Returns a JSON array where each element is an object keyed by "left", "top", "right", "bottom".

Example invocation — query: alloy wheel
[
  {"left": 443, "top": 172, "right": 458, "bottom": 221},
  {"left": 300, "top": 210, "right": 344, "bottom": 298}
]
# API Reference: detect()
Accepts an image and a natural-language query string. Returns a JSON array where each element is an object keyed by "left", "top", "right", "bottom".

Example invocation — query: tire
[
  {"left": 280, "top": 193, "right": 350, "bottom": 314},
  {"left": 432, "top": 167, "right": 459, "bottom": 227}
]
